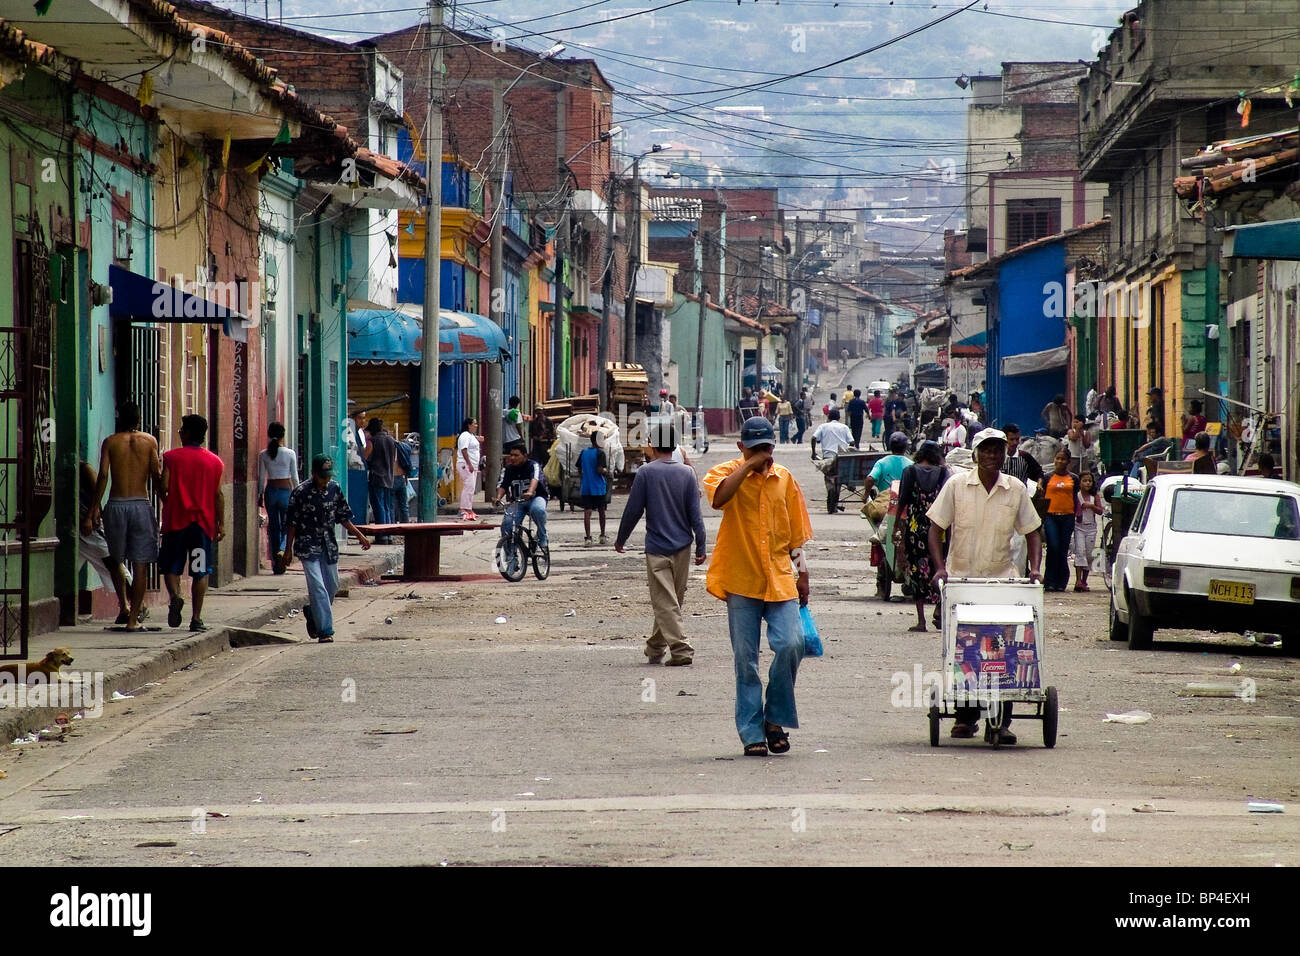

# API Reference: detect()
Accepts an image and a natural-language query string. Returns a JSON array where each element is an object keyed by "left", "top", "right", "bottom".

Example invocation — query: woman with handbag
[{"left": 893, "top": 441, "right": 949, "bottom": 632}]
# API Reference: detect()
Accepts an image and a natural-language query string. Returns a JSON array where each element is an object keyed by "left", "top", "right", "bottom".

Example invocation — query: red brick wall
[
  {"left": 208, "top": 165, "right": 264, "bottom": 581},
  {"left": 172, "top": 0, "right": 374, "bottom": 133}
]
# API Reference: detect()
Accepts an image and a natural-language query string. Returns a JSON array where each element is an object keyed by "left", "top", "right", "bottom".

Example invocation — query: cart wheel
[
  {"left": 928, "top": 705, "right": 940, "bottom": 747},
  {"left": 1043, "top": 686, "right": 1059, "bottom": 748}
]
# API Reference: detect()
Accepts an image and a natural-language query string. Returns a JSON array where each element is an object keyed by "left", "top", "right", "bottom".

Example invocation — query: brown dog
[{"left": 0, "top": 648, "right": 75, "bottom": 683}]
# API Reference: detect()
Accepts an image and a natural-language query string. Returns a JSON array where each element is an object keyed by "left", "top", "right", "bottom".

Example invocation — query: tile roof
[
  {"left": 946, "top": 217, "right": 1111, "bottom": 281},
  {"left": 128, "top": 1, "right": 424, "bottom": 189},
  {"left": 1175, "top": 126, "right": 1299, "bottom": 200},
  {"left": 678, "top": 291, "right": 766, "bottom": 332}
]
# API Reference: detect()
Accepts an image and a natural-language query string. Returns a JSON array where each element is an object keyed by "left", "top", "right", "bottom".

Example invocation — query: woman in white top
[
  {"left": 941, "top": 416, "right": 966, "bottom": 453},
  {"left": 258, "top": 422, "right": 299, "bottom": 573},
  {"left": 456, "top": 418, "right": 481, "bottom": 520}
]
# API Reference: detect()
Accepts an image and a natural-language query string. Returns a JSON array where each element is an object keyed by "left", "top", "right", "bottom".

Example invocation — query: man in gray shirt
[{"left": 615, "top": 421, "right": 708, "bottom": 665}]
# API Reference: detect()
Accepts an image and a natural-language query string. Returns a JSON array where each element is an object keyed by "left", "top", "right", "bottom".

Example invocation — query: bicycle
[{"left": 494, "top": 502, "right": 550, "bottom": 582}]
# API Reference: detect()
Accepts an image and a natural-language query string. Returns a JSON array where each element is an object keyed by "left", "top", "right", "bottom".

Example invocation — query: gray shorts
[{"left": 103, "top": 497, "right": 159, "bottom": 564}]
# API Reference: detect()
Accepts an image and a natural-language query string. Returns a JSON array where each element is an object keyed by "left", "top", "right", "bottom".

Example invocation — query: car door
[{"left": 1114, "top": 485, "right": 1155, "bottom": 615}]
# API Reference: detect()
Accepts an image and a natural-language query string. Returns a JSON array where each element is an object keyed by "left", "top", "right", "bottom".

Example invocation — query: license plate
[{"left": 1209, "top": 580, "right": 1255, "bottom": 605}]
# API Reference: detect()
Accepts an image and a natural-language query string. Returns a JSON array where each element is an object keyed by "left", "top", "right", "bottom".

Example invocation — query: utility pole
[
  {"left": 693, "top": 228, "right": 710, "bottom": 435},
  {"left": 417, "top": 0, "right": 444, "bottom": 520},
  {"left": 484, "top": 77, "right": 505, "bottom": 497},
  {"left": 622, "top": 156, "right": 641, "bottom": 369},
  {"left": 597, "top": 174, "right": 616, "bottom": 412},
  {"left": 552, "top": 210, "right": 567, "bottom": 399},
  {"left": 695, "top": 287, "right": 709, "bottom": 432}
]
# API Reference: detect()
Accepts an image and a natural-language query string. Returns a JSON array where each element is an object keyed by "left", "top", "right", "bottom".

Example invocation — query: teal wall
[
  {"left": 666, "top": 294, "right": 734, "bottom": 411},
  {"left": 296, "top": 209, "right": 351, "bottom": 472},
  {"left": 74, "top": 89, "right": 154, "bottom": 455}
]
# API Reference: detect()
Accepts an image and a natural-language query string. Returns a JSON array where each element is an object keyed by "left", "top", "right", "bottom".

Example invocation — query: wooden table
[{"left": 356, "top": 522, "right": 500, "bottom": 582}]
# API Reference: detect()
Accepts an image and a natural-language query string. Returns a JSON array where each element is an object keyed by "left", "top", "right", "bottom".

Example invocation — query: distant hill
[{"left": 222, "top": 0, "right": 1133, "bottom": 196}]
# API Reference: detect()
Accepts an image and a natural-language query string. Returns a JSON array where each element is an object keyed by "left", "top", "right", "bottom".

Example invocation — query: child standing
[
  {"left": 578, "top": 431, "right": 609, "bottom": 545},
  {"left": 1073, "top": 470, "right": 1104, "bottom": 592}
]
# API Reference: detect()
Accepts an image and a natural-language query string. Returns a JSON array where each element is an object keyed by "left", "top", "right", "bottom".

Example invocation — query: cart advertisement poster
[{"left": 950, "top": 621, "right": 1040, "bottom": 696}]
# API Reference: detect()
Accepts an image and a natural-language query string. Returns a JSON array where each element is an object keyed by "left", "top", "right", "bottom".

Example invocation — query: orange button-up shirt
[{"left": 702, "top": 458, "right": 813, "bottom": 602}]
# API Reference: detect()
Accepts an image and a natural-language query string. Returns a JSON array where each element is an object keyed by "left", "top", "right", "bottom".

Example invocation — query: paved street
[{"left": 2, "top": 361, "right": 1297, "bottom": 866}]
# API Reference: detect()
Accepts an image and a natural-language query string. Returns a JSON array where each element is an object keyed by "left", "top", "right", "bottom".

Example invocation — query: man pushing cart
[{"left": 927, "top": 428, "right": 1055, "bottom": 747}]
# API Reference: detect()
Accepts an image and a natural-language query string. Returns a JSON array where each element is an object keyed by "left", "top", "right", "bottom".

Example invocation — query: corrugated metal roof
[{"left": 649, "top": 196, "right": 702, "bottom": 221}]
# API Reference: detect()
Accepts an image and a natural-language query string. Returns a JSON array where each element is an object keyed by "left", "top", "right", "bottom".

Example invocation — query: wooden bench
[{"left": 355, "top": 522, "right": 500, "bottom": 582}]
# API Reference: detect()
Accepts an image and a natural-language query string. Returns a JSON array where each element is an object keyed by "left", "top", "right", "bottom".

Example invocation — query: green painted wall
[
  {"left": 666, "top": 294, "right": 733, "bottom": 411},
  {"left": 0, "top": 69, "right": 82, "bottom": 623}
]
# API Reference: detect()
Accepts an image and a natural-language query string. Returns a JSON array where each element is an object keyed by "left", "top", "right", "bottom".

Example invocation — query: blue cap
[{"left": 740, "top": 416, "right": 776, "bottom": 448}]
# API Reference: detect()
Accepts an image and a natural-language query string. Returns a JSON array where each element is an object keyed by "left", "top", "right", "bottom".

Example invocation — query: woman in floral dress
[{"left": 893, "top": 441, "right": 950, "bottom": 632}]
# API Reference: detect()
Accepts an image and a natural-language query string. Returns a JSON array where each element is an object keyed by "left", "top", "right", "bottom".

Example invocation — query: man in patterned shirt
[{"left": 284, "top": 454, "right": 370, "bottom": 643}]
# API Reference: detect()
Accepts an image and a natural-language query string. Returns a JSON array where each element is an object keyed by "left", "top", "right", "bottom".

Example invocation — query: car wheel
[
  {"left": 1108, "top": 596, "right": 1126, "bottom": 641},
  {"left": 1281, "top": 630, "right": 1300, "bottom": 656},
  {"left": 1126, "top": 588, "right": 1154, "bottom": 650}
]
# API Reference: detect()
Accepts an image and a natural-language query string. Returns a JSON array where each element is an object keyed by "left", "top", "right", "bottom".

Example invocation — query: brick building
[{"left": 373, "top": 25, "right": 624, "bottom": 393}]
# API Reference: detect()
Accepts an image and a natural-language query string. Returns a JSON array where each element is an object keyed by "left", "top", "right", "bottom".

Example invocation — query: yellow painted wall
[{"left": 152, "top": 133, "right": 211, "bottom": 455}]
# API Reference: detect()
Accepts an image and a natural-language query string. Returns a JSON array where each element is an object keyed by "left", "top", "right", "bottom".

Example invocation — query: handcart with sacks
[{"left": 927, "top": 578, "right": 1059, "bottom": 749}]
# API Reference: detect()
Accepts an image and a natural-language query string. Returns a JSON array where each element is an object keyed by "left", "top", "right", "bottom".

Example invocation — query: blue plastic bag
[{"left": 800, "top": 604, "right": 823, "bottom": 657}]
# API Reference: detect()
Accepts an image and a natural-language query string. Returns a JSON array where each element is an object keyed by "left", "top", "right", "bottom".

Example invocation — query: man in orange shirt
[{"left": 703, "top": 417, "right": 813, "bottom": 757}]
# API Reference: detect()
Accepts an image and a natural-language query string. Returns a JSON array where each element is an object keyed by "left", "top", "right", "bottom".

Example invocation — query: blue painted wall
[{"left": 987, "top": 241, "right": 1068, "bottom": 431}]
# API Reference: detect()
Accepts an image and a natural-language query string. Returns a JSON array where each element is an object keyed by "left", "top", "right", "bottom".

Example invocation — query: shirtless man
[{"left": 90, "top": 402, "right": 162, "bottom": 631}]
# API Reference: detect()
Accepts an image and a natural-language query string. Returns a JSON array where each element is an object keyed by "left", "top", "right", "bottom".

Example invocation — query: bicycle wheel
[
  {"left": 494, "top": 522, "right": 527, "bottom": 582},
  {"left": 521, "top": 515, "right": 550, "bottom": 580}
]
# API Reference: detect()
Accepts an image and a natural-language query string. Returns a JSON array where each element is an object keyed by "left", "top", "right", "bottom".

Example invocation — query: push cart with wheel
[
  {"left": 927, "top": 578, "right": 1059, "bottom": 749},
  {"left": 821, "top": 449, "right": 883, "bottom": 514}
]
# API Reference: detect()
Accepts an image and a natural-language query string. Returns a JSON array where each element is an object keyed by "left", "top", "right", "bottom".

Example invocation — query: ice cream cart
[{"left": 928, "top": 578, "right": 1059, "bottom": 749}]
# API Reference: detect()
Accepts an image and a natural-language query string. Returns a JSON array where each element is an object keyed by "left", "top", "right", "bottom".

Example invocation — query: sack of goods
[{"left": 555, "top": 415, "right": 626, "bottom": 474}]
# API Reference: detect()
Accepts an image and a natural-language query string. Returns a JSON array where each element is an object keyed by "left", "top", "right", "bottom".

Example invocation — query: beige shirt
[{"left": 926, "top": 467, "right": 1042, "bottom": 578}]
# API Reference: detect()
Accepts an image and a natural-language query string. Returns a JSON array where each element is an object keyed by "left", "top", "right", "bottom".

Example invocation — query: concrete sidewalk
[{"left": 1, "top": 546, "right": 403, "bottom": 742}]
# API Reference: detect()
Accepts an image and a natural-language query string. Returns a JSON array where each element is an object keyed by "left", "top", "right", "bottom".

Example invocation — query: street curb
[{"left": 0, "top": 551, "right": 401, "bottom": 745}]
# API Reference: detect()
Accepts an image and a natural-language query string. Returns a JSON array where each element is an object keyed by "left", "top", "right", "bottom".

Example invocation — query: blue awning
[
  {"left": 1222, "top": 218, "right": 1300, "bottom": 260},
  {"left": 346, "top": 307, "right": 510, "bottom": 365},
  {"left": 108, "top": 265, "right": 250, "bottom": 323}
]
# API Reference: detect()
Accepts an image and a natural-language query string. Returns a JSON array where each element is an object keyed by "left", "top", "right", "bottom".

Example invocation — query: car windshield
[{"left": 1169, "top": 488, "right": 1300, "bottom": 540}]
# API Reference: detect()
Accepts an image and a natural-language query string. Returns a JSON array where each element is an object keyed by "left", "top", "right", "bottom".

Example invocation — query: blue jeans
[
  {"left": 501, "top": 497, "right": 548, "bottom": 548},
  {"left": 300, "top": 556, "right": 339, "bottom": 637},
  {"left": 1043, "top": 513, "right": 1076, "bottom": 590},
  {"left": 265, "top": 487, "right": 290, "bottom": 558},
  {"left": 725, "top": 595, "right": 803, "bottom": 745},
  {"left": 368, "top": 484, "right": 394, "bottom": 525},
  {"left": 392, "top": 475, "right": 410, "bottom": 524}
]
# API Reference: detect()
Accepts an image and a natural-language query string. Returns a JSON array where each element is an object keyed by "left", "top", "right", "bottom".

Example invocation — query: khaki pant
[{"left": 645, "top": 547, "right": 694, "bottom": 661}]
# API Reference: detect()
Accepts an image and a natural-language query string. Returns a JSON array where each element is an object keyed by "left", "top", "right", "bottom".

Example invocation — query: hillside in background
[{"left": 222, "top": 1, "right": 1134, "bottom": 230}]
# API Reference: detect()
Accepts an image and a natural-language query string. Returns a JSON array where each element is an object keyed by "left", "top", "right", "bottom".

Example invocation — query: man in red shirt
[{"left": 160, "top": 414, "right": 225, "bottom": 631}]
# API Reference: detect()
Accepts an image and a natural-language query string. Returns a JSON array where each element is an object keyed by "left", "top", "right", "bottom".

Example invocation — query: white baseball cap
[{"left": 971, "top": 427, "right": 1008, "bottom": 448}]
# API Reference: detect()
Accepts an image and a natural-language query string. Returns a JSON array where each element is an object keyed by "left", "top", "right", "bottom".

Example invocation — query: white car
[
  {"left": 867, "top": 380, "right": 893, "bottom": 395},
  {"left": 1109, "top": 474, "right": 1300, "bottom": 651}
]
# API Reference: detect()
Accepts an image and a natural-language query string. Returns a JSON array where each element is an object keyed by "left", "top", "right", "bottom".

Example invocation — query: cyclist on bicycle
[{"left": 494, "top": 442, "right": 549, "bottom": 550}]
